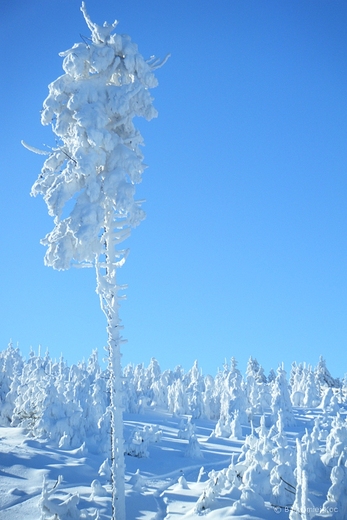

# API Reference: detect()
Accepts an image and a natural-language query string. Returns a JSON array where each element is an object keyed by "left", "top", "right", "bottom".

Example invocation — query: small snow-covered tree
[
  {"left": 322, "top": 452, "right": 347, "bottom": 519},
  {"left": 202, "top": 374, "right": 219, "bottom": 420},
  {"left": 271, "top": 364, "right": 294, "bottom": 426},
  {"left": 290, "top": 439, "right": 315, "bottom": 520},
  {"left": 246, "top": 356, "right": 268, "bottom": 415},
  {"left": 302, "top": 366, "right": 320, "bottom": 408},
  {"left": 270, "top": 414, "right": 296, "bottom": 508},
  {"left": 25, "top": 5, "right": 167, "bottom": 519},
  {"left": 0, "top": 342, "right": 24, "bottom": 426},
  {"left": 315, "top": 356, "right": 339, "bottom": 389},
  {"left": 321, "top": 413, "right": 347, "bottom": 468},
  {"left": 225, "top": 357, "right": 248, "bottom": 424},
  {"left": 168, "top": 377, "right": 189, "bottom": 415}
]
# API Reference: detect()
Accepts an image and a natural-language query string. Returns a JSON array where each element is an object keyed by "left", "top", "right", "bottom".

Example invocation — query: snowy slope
[{"left": 0, "top": 406, "right": 343, "bottom": 520}]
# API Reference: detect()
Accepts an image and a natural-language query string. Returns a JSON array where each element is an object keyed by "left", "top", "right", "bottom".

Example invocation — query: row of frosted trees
[{"left": 0, "top": 342, "right": 343, "bottom": 448}]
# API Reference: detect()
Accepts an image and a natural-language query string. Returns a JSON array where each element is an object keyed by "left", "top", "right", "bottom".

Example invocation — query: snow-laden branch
[
  {"left": 80, "top": 1, "right": 118, "bottom": 43},
  {"left": 21, "top": 140, "right": 51, "bottom": 156},
  {"left": 147, "top": 53, "right": 171, "bottom": 71}
]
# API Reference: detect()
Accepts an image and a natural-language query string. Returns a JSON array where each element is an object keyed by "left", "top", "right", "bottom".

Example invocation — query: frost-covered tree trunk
[
  {"left": 96, "top": 225, "right": 126, "bottom": 517},
  {"left": 25, "top": 4, "right": 167, "bottom": 519}
]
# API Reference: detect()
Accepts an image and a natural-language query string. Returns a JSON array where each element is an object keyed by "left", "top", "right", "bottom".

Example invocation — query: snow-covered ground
[
  {"left": 0, "top": 345, "right": 346, "bottom": 519},
  {"left": 0, "top": 407, "right": 344, "bottom": 519}
]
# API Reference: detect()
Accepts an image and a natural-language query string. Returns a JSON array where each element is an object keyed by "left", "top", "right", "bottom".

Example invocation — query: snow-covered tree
[
  {"left": 195, "top": 468, "right": 227, "bottom": 513},
  {"left": 268, "top": 368, "right": 277, "bottom": 384},
  {"left": 270, "top": 414, "right": 296, "bottom": 508},
  {"left": 322, "top": 452, "right": 347, "bottom": 519},
  {"left": 271, "top": 364, "right": 294, "bottom": 426},
  {"left": 302, "top": 366, "right": 321, "bottom": 408},
  {"left": 185, "top": 434, "right": 204, "bottom": 459},
  {"left": 321, "top": 413, "right": 347, "bottom": 468},
  {"left": 246, "top": 356, "right": 269, "bottom": 415},
  {"left": 0, "top": 342, "right": 24, "bottom": 426},
  {"left": 168, "top": 377, "right": 189, "bottom": 415},
  {"left": 289, "top": 439, "right": 315, "bottom": 520},
  {"left": 25, "top": 5, "right": 167, "bottom": 519},
  {"left": 315, "top": 356, "right": 339, "bottom": 389},
  {"left": 225, "top": 357, "right": 248, "bottom": 424},
  {"left": 202, "top": 374, "right": 219, "bottom": 420}
]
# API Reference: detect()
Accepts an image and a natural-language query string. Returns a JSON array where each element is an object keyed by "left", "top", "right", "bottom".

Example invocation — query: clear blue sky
[{"left": 1, "top": 0, "right": 346, "bottom": 378}]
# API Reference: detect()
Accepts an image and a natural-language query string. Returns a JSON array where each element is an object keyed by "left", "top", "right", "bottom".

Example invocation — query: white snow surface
[
  {"left": 0, "top": 407, "right": 340, "bottom": 520},
  {"left": 0, "top": 411, "right": 289, "bottom": 519}
]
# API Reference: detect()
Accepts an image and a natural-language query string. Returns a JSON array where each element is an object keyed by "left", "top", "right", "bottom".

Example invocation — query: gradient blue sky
[{"left": 1, "top": 0, "right": 346, "bottom": 378}]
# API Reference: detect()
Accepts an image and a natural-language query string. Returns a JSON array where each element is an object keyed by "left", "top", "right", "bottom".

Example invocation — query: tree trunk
[
  {"left": 96, "top": 223, "right": 126, "bottom": 520},
  {"left": 108, "top": 315, "right": 126, "bottom": 520}
]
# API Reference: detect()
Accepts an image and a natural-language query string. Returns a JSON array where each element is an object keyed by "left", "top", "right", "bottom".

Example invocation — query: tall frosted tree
[{"left": 24, "top": 4, "right": 167, "bottom": 519}]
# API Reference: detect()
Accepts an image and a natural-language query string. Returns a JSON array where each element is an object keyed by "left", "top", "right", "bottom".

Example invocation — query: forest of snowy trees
[
  {"left": 2, "top": 343, "right": 347, "bottom": 518},
  {"left": 0, "top": 343, "right": 342, "bottom": 449}
]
